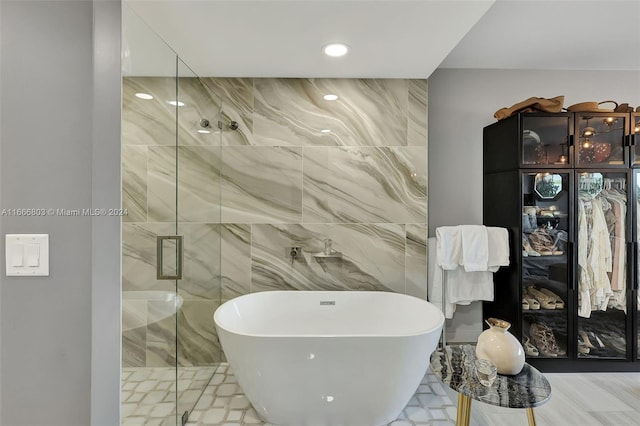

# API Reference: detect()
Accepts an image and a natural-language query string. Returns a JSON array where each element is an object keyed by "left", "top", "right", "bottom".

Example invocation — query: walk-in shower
[{"left": 121, "top": 6, "right": 224, "bottom": 424}]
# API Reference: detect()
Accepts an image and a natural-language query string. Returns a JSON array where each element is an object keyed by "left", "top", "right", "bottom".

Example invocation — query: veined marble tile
[
  {"left": 177, "top": 77, "right": 223, "bottom": 147},
  {"left": 147, "top": 146, "right": 177, "bottom": 222},
  {"left": 122, "top": 222, "right": 176, "bottom": 292},
  {"left": 179, "top": 224, "right": 221, "bottom": 300},
  {"left": 221, "top": 146, "right": 303, "bottom": 223},
  {"left": 254, "top": 78, "right": 408, "bottom": 147},
  {"left": 250, "top": 223, "right": 405, "bottom": 293},
  {"left": 123, "top": 327, "right": 147, "bottom": 368},
  {"left": 146, "top": 313, "right": 177, "bottom": 368},
  {"left": 408, "top": 80, "right": 428, "bottom": 147},
  {"left": 221, "top": 224, "right": 252, "bottom": 300},
  {"left": 177, "top": 147, "right": 221, "bottom": 223},
  {"left": 303, "top": 146, "right": 427, "bottom": 223},
  {"left": 201, "top": 78, "right": 254, "bottom": 146},
  {"left": 176, "top": 300, "right": 224, "bottom": 366},
  {"left": 123, "top": 222, "right": 222, "bottom": 299},
  {"left": 406, "top": 224, "right": 428, "bottom": 300},
  {"left": 123, "top": 77, "right": 178, "bottom": 146},
  {"left": 147, "top": 146, "right": 221, "bottom": 223},
  {"left": 123, "top": 145, "right": 148, "bottom": 222}
]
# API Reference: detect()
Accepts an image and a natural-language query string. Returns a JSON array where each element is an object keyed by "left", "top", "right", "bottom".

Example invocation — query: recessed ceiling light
[
  {"left": 323, "top": 43, "right": 349, "bottom": 57},
  {"left": 168, "top": 100, "right": 185, "bottom": 107},
  {"left": 135, "top": 93, "right": 153, "bottom": 100},
  {"left": 321, "top": 129, "right": 331, "bottom": 133},
  {"left": 323, "top": 94, "right": 339, "bottom": 101},
  {"left": 197, "top": 129, "right": 211, "bottom": 134}
]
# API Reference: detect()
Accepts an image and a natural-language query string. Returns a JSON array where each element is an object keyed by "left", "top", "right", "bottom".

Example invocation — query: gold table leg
[
  {"left": 526, "top": 407, "right": 536, "bottom": 426},
  {"left": 456, "top": 393, "right": 472, "bottom": 426}
]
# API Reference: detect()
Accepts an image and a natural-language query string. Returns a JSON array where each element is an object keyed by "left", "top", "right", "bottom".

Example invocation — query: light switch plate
[{"left": 5, "top": 234, "right": 49, "bottom": 276}]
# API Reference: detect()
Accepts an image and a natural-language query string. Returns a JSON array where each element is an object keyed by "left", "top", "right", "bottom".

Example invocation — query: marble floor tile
[
  {"left": 123, "top": 363, "right": 640, "bottom": 426},
  {"left": 185, "top": 363, "right": 456, "bottom": 426}
]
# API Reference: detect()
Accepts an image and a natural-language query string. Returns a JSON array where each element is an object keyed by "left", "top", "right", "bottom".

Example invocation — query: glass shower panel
[
  {"left": 175, "top": 59, "right": 223, "bottom": 423},
  {"left": 122, "top": 4, "right": 180, "bottom": 425}
]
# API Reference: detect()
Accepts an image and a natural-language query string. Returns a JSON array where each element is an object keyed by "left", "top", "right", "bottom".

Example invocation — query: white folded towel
[
  {"left": 435, "top": 226, "right": 462, "bottom": 270},
  {"left": 487, "top": 227, "right": 510, "bottom": 272},
  {"left": 460, "top": 225, "right": 489, "bottom": 272},
  {"left": 429, "top": 236, "right": 495, "bottom": 319},
  {"left": 431, "top": 225, "right": 510, "bottom": 319}
]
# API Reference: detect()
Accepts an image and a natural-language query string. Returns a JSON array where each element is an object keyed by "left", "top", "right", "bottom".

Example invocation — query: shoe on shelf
[
  {"left": 578, "top": 340, "right": 591, "bottom": 355},
  {"left": 522, "top": 298, "right": 529, "bottom": 310},
  {"left": 529, "top": 229, "right": 555, "bottom": 254},
  {"left": 539, "top": 288, "right": 565, "bottom": 309},
  {"left": 522, "top": 234, "right": 541, "bottom": 256},
  {"left": 523, "top": 336, "right": 539, "bottom": 357},
  {"left": 589, "top": 331, "right": 606, "bottom": 349},
  {"left": 523, "top": 294, "right": 540, "bottom": 310},
  {"left": 527, "top": 286, "right": 556, "bottom": 309},
  {"left": 530, "top": 323, "right": 565, "bottom": 357},
  {"left": 578, "top": 330, "right": 595, "bottom": 349}
]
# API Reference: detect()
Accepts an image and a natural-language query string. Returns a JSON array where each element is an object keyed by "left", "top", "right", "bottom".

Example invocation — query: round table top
[{"left": 430, "top": 344, "right": 551, "bottom": 409}]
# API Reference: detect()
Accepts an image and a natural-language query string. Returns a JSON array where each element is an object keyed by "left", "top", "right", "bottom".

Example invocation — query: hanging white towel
[
  {"left": 428, "top": 237, "right": 456, "bottom": 318},
  {"left": 487, "top": 227, "right": 510, "bottom": 272},
  {"left": 435, "top": 226, "right": 462, "bottom": 270},
  {"left": 460, "top": 225, "right": 489, "bottom": 271},
  {"left": 430, "top": 225, "right": 510, "bottom": 319}
]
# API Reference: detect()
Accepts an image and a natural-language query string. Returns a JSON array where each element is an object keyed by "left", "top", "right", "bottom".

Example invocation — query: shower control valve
[{"left": 287, "top": 246, "right": 302, "bottom": 264}]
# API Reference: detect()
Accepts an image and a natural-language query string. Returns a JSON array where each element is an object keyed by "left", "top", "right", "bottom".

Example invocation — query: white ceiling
[
  {"left": 124, "top": 0, "right": 640, "bottom": 78},
  {"left": 441, "top": 0, "right": 640, "bottom": 71}
]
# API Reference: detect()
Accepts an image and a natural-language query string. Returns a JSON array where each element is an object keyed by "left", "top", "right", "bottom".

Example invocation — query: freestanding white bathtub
[{"left": 213, "top": 290, "right": 444, "bottom": 426}]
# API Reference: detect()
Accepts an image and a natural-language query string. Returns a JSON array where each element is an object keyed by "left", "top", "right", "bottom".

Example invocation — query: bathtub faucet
[{"left": 288, "top": 246, "right": 302, "bottom": 265}]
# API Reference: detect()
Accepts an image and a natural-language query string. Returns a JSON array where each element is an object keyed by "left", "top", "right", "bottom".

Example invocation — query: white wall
[
  {"left": 428, "top": 68, "right": 640, "bottom": 341},
  {"left": 0, "top": 1, "right": 121, "bottom": 425}
]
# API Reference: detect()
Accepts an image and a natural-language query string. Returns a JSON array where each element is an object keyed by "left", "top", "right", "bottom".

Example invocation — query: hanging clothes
[
  {"left": 601, "top": 185, "right": 627, "bottom": 311},
  {"left": 577, "top": 178, "right": 627, "bottom": 318}
]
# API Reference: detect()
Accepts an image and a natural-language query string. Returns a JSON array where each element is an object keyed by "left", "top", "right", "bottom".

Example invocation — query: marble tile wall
[{"left": 122, "top": 77, "right": 428, "bottom": 368}]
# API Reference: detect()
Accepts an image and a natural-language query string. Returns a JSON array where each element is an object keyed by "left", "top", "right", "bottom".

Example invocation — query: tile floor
[
  {"left": 122, "top": 366, "right": 217, "bottom": 426},
  {"left": 123, "top": 364, "right": 640, "bottom": 426},
  {"left": 185, "top": 364, "right": 457, "bottom": 426}
]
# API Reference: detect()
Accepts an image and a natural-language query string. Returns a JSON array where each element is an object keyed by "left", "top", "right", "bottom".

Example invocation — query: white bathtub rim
[{"left": 213, "top": 290, "right": 445, "bottom": 339}]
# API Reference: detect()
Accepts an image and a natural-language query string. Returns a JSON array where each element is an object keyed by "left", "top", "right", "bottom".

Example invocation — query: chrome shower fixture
[
  {"left": 218, "top": 119, "right": 239, "bottom": 131},
  {"left": 199, "top": 118, "right": 239, "bottom": 131}
]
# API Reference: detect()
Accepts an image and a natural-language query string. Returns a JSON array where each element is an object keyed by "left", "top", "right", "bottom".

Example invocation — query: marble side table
[{"left": 429, "top": 344, "right": 551, "bottom": 426}]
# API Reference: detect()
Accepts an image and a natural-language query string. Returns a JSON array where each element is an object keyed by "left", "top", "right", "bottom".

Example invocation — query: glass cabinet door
[
  {"left": 576, "top": 171, "right": 629, "bottom": 359},
  {"left": 521, "top": 172, "right": 570, "bottom": 359},
  {"left": 576, "top": 114, "right": 627, "bottom": 167},
  {"left": 635, "top": 170, "right": 640, "bottom": 360},
  {"left": 632, "top": 113, "right": 640, "bottom": 167},
  {"left": 521, "top": 115, "right": 571, "bottom": 167}
]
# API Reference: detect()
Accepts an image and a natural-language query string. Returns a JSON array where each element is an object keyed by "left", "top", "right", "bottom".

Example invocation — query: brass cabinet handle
[{"left": 156, "top": 235, "right": 183, "bottom": 280}]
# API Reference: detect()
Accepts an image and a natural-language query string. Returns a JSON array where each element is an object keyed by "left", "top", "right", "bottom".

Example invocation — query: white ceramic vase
[{"left": 476, "top": 318, "right": 525, "bottom": 375}]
